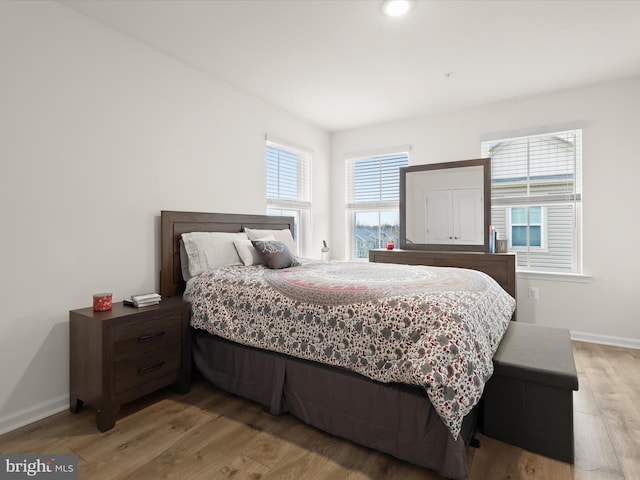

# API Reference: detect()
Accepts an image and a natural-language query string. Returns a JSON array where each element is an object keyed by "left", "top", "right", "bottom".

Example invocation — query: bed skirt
[{"left": 192, "top": 329, "right": 475, "bottom": 480}]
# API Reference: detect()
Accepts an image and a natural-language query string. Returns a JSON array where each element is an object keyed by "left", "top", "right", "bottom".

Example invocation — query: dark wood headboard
[{"left": 160, "top": 211, "right": 295, "bottom": 297}]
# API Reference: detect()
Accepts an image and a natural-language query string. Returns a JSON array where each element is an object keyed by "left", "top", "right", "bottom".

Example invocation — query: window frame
[
  {"left": 265, "top": 137, "right": 312, "bottom": 255},
  {"left": 482, "top": 129, "right": 582, "bottom": 274},
  {"left": 348, "top": 208, "right": 401, "bottom": 260},
  {"left": 507, "top": 206, "right": 547, "bottom": 251},
  {"left": 345, "top": 149, "right": 409, "bottom": 260}
]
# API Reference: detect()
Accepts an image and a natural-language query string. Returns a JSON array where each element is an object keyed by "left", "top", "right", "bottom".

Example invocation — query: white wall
[
  {"left": 331, "top": 76, "right": 640, "bottom": 347},
  {"left": 0, "top": 1, "right": 330, "bottom": 434}
]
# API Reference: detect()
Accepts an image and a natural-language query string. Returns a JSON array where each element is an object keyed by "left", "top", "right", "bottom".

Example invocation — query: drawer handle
[
  {"left": 137, "top": 331, "right": 166, "bottom": 343},
  {"left": 138, "top": 361, "right": 165, "bottom": 374}
]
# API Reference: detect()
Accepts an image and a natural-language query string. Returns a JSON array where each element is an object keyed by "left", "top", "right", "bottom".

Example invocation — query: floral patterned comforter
[{"left": 187, "top": 261, "right": 516, "bottom": 439}]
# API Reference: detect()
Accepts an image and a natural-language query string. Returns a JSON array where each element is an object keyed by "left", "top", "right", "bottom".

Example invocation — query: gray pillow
[{"left": 251, "top": 240, "right": 300, "bottom": 269}]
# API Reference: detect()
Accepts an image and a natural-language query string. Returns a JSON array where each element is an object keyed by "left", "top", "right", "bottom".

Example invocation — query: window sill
[{"left": 516, "top": 270, "right": 592, "bottom": 283}]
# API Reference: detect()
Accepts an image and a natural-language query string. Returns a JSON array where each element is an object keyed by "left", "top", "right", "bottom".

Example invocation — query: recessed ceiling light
[{"left": 382, "top": 0, "right": 413, "bottom": 17}]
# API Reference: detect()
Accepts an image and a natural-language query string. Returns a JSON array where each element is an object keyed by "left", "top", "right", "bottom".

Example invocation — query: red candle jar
[
  {"left": 93, "top": 293, "right": 113, "bottom": 312},
  {"left": 386, "top": 242, "right": 394, "bottom": 250}
]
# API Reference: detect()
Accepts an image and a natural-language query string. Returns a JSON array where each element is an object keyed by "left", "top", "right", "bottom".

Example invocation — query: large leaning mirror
[{"left": 400, "top": 158, "right": 491, "bottom": 252}]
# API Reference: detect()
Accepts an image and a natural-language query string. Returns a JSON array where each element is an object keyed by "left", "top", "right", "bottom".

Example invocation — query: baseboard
[
  {"left": 0, "top": 395, "right": 69, "bottom": 436},
  {"left": 570, "top": 330, "right": 640, "bottom": 350}
]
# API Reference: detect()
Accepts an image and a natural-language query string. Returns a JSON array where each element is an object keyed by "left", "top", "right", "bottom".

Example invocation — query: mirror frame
[{"left": 399, "top": 158, "right": 491, "bottom": 252}]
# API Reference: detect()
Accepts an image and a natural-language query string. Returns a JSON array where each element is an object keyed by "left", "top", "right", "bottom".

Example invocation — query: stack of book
[{"left": 124, "top": 293, "right": 162, "bottom": 308}]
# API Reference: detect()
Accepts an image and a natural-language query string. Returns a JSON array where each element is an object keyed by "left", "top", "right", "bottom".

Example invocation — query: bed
[{"left": 159, "top": 211, "right": 516, "bottom": 479}]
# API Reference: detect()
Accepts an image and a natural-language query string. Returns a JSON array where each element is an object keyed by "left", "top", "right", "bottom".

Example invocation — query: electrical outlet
[{"left": 528, "top": 287, "right": 540, "bottom": 300}]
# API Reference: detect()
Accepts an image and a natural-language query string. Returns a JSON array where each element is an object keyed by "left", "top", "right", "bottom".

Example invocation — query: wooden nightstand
[{"left": 69, "top": 297, "right": 191, "bottom": 431}]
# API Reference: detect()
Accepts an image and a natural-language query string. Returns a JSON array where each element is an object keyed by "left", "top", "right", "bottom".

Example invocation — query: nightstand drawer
[
  {"left": 114, "top": 312, "right": 182, "bottom": 359},
  {"left": 114, "top": 349, "right": 182, "bottom": 394}
]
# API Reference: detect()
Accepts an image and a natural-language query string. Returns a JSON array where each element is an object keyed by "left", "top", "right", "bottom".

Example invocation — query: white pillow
[
  {"left": 233, "top": 235, "right": 275, "bottom": 266},
  {"left": 181, "top": 231, "right": 246, "bottom": 277},
  {"left": 244, "top": 228, "right": 298, "bottom": 256},
  {"left": 179, "top": 239, "right": 192, "bottom": 281}
]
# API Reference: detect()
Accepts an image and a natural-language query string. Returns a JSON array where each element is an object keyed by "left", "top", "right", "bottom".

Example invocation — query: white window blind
[
  {"left": 266, "top": 140, "right": 311, "bottom": 209},
  {"left": 346, "top": 153, "right": 408, "bottom": 208},
  {"left": 482, "top": 129, "right": 582, "bottom": 273}
]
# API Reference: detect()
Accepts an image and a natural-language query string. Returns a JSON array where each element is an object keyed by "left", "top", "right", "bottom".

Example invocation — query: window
[
  {"left": 510, "top": 206, "right": 543, "bottom": 248},
  {"left": 482, "top": 130, "right": 582, "bottom": 273},
  {"left": 266, "top": 138, "right": 311, "bottom": 254},
  {"left": 346, "top": 151, "right": 409, "bottom": 259}
]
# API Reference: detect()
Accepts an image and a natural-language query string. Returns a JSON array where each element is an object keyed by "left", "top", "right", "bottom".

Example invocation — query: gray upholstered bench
[{"left": 481, "top": 322, "right": 579, "bottom": 463}]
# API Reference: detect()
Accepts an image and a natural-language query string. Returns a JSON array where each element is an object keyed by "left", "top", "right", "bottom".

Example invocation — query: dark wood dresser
[
  {"left": 69, "top": 297, "right": 191, "bottom": 431},
  {"left": 369, "top": 249, "right": 517, "bottom": 299}
]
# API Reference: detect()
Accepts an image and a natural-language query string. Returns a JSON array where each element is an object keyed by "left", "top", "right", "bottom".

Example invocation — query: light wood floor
[{"left": 1, "top": 341, "right": 638, "bottom": 480}]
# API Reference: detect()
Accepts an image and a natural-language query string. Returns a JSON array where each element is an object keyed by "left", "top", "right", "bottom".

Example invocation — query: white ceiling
[{"left": 60, "top": 0, "right": 640, "bottom": 132}]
